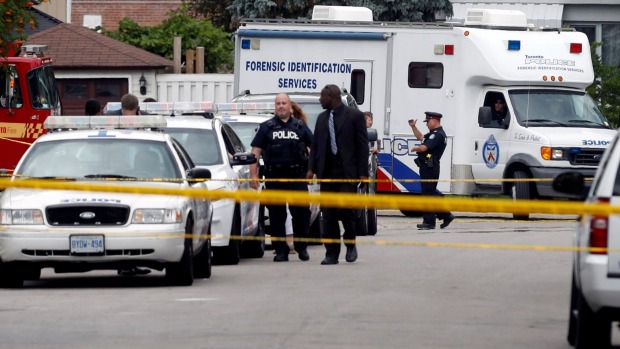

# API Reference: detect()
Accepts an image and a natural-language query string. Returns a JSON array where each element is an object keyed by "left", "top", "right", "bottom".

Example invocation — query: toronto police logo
[{"left": 482, "top": 135, "right": 499, "bottom": 169}]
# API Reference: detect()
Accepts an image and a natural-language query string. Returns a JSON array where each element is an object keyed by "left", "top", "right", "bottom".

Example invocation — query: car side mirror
[
  {"left": 552, "top": 172, "right": 587, "bottom": 199},
  {"left": 187, "top": 167, "right": 211, "bottom": 180},
  {"left": 367, "top": 128, "right": 378, "bottom": 142},
  {"left": 478, "top": 106, "right": 492, "bottom": 127},
  {"left": 231, "top": 152, "right": 257, "bottom": 166}
]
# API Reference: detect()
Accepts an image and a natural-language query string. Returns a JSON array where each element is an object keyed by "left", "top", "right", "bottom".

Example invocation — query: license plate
[{"left": 70, "top": 235, "right": 105, "bottom": 255}]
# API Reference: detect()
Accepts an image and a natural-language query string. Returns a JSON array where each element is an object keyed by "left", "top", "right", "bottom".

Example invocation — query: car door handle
[{"left": 474, "top": 141, "right": 478, "bottom": 151}]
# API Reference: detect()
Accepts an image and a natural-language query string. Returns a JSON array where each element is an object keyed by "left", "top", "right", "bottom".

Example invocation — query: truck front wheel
[{"left": 512, "top": 171, "right": 532, "bottom": 220}]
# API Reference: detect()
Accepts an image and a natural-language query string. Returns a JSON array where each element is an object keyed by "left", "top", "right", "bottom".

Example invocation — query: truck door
[
  {"left": 472, "top": 91, "right": 512, "bottom": 186},
  {"left": 344, "top": 61, "right": 372, "bottom": 111}
]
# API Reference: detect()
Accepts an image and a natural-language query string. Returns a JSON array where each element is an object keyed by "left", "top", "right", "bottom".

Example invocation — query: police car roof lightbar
[
  {"left": 103, "top": 101, "right": 275, "bottom": 115},
  {"left": 44, "top": 115, "right": 168, "bottom": 130},
  {"left": 216, "top": 102, "right": 275, "bottom": 113}
]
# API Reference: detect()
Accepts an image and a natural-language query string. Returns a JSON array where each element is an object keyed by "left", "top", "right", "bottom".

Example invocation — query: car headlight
[
  {"left": 132, "top": 209, "right": 182, "bottom": 224},
  {"left": 1, "top": 209, "right": 44, "bottom": 225},
  {"left": 541, "top": 147, "right": 566, "bottom": 160}
]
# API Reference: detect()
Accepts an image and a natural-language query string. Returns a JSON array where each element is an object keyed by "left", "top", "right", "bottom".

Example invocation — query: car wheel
[
  {"left": 213, "top": 205, "right": 241, "bottom": 265},
  {"left": 367, "top": 208, "right": 377, "bottom": 236},
  {"left": 512, "top": 171, "right": 531, "bottom": 220},
  {"left": 165, "top": 221, "right": 194, "bottom": 286},
  {"left": 307, "top": 211, "right": 323, "bottom": 245},
  {"left": 355, "top": 207, "right": 369, "bottom": 236},
  {"left": 22, "top": 266, "right": 41, "bottom": 281},
  {"left": 575, "top": 287, "right": 611, "bottom": 349},
  {"left": 193, "top": 224, "right": 212, "bottom": 279},
  {"left": 241, "top": 214, "right": 265, "bottom": 259},
  {"left": 0, "top": 261, "right": 24, "bottom": 288},
  {"left": 567, "top": 272, "right": 578, "bottom": 346}
]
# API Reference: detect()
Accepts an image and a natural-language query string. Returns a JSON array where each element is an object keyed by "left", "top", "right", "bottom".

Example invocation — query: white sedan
[{"left": 0, "top": 115, "right": 213, "bottom": 287}]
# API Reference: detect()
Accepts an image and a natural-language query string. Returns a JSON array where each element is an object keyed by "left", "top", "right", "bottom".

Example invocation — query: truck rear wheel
[{"left": 512, "top": 171, "right": 531, "bottom": 220}]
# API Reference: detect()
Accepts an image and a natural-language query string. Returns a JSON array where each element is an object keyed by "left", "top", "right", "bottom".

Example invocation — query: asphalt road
[{"left": 0, "top": 211, "right": 596, "bottom": 349}]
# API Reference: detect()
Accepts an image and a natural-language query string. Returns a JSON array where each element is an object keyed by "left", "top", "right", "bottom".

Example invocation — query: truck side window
[
  {"left": 408, "top": 62, "right": 443, "bottom": 88},
  {"left": 350, "top": 69, "right": 365, "bottom": 104},
  {"left": 0, "top": 69, "right": 22, "bottom": 109},
  {"left": 483, "top": 92, "right": 510, "bottom": 129}
]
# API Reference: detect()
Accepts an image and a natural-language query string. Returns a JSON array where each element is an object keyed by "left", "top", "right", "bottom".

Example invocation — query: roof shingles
[{"left": 26, "top": 23, "right": 173, "bottom": 69}]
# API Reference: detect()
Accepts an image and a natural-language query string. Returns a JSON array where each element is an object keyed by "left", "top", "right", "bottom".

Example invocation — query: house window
[
  {"left": 408, "top": 62, "right": 443, "bottom": 88},
  {"left": 602, "top": 24, "right": 620, "bottom": 67},
  {"left": 96, "top": 82, "right": 121, "bottom": 98},
  {"left": 63, "top": 82, "right": 87, "bottom": 99}
]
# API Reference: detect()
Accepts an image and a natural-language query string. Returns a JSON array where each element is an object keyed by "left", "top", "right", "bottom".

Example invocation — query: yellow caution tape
[{"left": 0, "top": 177, "right": 612, "bottom": 216}]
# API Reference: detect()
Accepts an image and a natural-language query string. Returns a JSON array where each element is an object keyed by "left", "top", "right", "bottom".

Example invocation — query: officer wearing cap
[
  {"left": 250, "top": 93, "right": 313, "bottom": 262},
  {"left": 408, "top": 112, "right": 454, "bottom": 230}
]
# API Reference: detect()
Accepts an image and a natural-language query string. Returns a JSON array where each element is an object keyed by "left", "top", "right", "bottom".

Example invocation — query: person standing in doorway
[
  {"left": 307, "top": 84, "right": 369, "bottom": 265},
  {"left": 409, "top": 112, "right": 454, "bottom": 230}
]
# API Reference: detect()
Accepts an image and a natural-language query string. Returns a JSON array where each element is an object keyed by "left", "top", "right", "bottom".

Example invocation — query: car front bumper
[{"left": 0, "top": 224, "right": 186, "bottom": 267}]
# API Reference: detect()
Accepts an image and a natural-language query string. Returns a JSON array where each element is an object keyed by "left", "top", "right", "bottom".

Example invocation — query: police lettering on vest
[{"left": 251, "top": 116, "right": 312, "bottom": 175}]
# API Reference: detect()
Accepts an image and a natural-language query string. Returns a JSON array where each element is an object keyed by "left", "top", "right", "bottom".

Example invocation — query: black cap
[{"left": 423, "top": 111, "right": 443, "bottom": 122}]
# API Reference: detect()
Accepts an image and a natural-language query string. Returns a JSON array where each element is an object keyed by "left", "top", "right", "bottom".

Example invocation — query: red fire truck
[{"left": 0, "top": 44, "right": 61, "bottom": 172}]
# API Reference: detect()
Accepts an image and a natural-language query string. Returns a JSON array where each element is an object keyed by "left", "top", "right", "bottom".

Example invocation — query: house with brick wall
[
  {"left": 36, "top": 0, "right": 183, "bottom": 30},
  {"left": 26, "top": 23, "right": 173, "bottom": 115}
]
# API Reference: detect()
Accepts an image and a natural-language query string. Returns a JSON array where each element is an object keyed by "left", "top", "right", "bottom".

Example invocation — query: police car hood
[
  {"left": 534, "top": 127, "right": 615, "bottom": 147},
  {"left": 3, "top": 181, "right": 188, "bottom": 209}
]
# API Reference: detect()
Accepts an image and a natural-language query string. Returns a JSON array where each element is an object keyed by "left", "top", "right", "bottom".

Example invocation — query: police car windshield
[
  {"left": 16, "top": 139, "right": 181, "bottom": 180},
  {"left": 227, "top": 122, "right": 259, "bottom": 149},
  {"left": 509, "top": 90, "right": 611, "bottom": 128},
  {"left": 164, "top": 128, "right": 223, "bottom": 166}
]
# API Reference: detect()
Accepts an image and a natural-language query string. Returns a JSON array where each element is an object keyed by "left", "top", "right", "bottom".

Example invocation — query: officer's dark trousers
[
  {"left": 265, "top": 171, "right": 310, "bottom": 256},
  {"left": 321, "top": 164, "right": 357, "bottom": 258},
  {"left": 419, "top": 165, "right": 451, "bottom": 225}
]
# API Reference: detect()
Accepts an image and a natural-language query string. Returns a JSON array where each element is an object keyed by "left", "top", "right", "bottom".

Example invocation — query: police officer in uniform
[
  {"left": 409, "top": 112, "right": 455, "bottom": 230},
  {"left": 250, "top": 93, "right": 313, "bottom": 261}
]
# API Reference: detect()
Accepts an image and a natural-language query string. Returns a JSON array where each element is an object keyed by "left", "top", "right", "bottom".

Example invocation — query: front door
[{"left": 472, "top": 90, "right": 513, "bottom": 186}]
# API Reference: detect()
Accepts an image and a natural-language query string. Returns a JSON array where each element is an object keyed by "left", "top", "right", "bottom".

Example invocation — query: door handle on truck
[{"left": 474, "top": 141, "right": 478, "bottom": 151}]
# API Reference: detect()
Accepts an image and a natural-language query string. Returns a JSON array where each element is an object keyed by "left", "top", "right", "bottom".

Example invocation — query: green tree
[
  {"left": 104, "top": 5, "right": 234, "bottom": 73},
  {"left": 187, "top": 0, "right": 233, "bottom": 31},
  {"left": 587, "top": 42, "right": 620, "bottom": 127},
  {"left": 189, "top": 0, "right": 453, "bottom": 30},
  {"left": 0, "top": 0, "right": 46, "bottom": 57}
]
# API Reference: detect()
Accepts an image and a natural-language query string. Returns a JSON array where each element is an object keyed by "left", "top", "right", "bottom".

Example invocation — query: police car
[
  {"left": 553, "top": 131, "right": 620, "bottom": 348},
  {"left": 217, "top": 103, "right": 322, "bottom": 243},
  {"left": 0, "top": 115, "right": 213, "bottom": 287},
  {"left": 143, "top": 102, "right": 263, "bottom": 265}
]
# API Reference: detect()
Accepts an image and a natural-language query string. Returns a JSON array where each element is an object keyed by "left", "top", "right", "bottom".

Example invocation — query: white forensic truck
[{"left": 234, "top": 6, "right": 616, "bottom": 219}]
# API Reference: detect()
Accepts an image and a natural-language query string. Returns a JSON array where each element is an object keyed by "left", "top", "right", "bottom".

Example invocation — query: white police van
[{"left": 0, "top": 115, "right": 213, "bottom": 287}]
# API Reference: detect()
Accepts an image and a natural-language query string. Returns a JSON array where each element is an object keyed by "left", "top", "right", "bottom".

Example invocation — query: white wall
[{"left": 156, "top": 74, "right": 235, "bottom": 103}]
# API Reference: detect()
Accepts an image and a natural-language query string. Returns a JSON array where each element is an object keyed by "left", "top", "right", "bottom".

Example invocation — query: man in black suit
[{"left": 307, "top": 84, "right": 369, "bottom": 265}]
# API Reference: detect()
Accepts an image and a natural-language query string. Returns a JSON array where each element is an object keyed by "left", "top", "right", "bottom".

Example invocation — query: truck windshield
[
  {"left": 509, "top": 90, "right": 611, "bottom": 129},
  {"left": 16, "top": 139, "right": 180, "bottom": 180},
  {"left": 27, "top": 65, "right": 59, "bottom": 110}
]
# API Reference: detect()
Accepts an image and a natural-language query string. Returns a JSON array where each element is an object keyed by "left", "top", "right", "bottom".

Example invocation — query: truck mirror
[
  {"left": 552, "top": 172, "right": 587, "bottom": 199},
  {"left": 478, "top": 106, "right": 492, "bottom": 126},
  {"left": 367, "top": 128, "right": 378, "bottom": 142}
]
